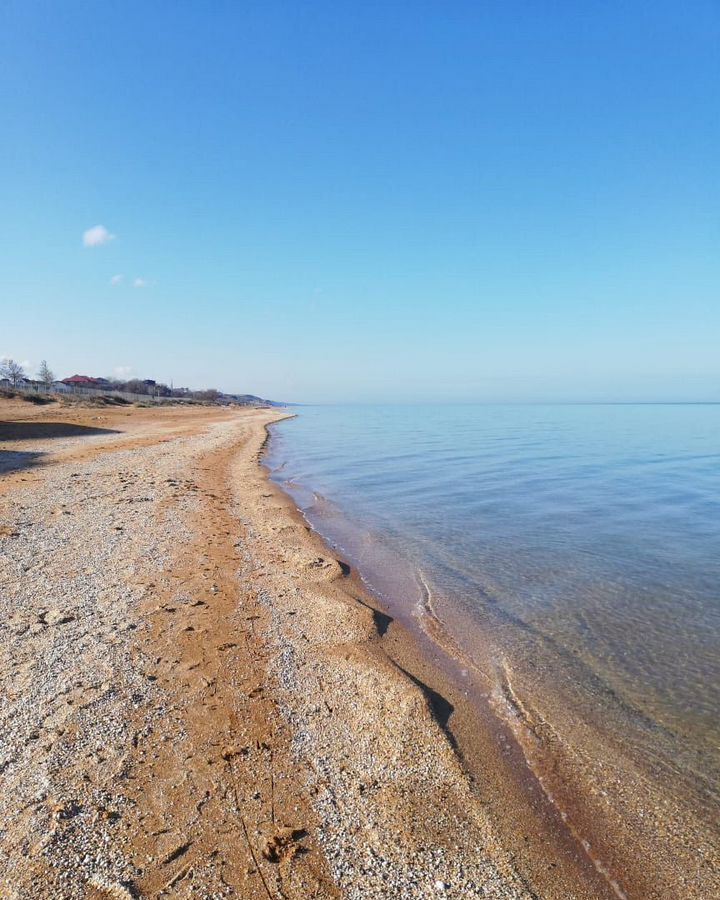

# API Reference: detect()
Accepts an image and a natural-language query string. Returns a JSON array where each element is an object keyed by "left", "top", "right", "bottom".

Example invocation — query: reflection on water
[{"left": 266, "top": 403, "right": 720, "bottom": 802}]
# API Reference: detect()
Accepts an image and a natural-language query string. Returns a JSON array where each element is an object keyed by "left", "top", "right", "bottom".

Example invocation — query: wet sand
[{"left": 0, "top": 399, "right": 708, "bottom": 898}]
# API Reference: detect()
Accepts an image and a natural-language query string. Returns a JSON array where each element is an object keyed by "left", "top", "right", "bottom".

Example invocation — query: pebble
[{"left": 0, "top": 421, "right": 229, "bottom": 897}]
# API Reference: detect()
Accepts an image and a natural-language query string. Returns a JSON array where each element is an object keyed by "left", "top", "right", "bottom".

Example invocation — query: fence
[{"left": 3, "top": 381, "right": 188, "bottom": 404}]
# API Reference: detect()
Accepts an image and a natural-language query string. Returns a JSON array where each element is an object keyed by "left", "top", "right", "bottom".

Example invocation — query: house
[
  {"left": 60, "top": 375, "right": 116, "bottom": 392},
  {"left": 61, "top": 375, "right": 102, "bottom": 387},
  {"left": 51, "top": 381, "right": 72, "bottom": 393}
]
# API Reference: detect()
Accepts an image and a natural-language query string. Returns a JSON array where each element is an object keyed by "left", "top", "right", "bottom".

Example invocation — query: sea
[{"left": 265, "top": 402, "right": 720, "bottom": 833}]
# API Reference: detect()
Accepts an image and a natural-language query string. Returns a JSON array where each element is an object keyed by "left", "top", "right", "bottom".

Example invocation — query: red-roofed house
[{"left": 61, "top": 375, "right": 101, "bottom": 387}]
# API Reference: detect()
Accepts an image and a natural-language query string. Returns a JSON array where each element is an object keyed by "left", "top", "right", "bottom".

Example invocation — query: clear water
[{"left": 266, "top": 403, "right": 720, "bottom": 803}]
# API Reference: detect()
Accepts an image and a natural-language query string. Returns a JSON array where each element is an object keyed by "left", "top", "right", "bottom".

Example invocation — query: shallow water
[{"left": 266, "top": 403, "right": 720, "bottom": 807}]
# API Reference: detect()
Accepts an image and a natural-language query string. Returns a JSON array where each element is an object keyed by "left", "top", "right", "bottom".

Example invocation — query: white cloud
[
  {"left": 113, "top": 365, "right": 133, "bottom": 378},
  {"left": 110, "top": 274, "right": 124, "bottom": 285},
  {"left": 82, "top": 225, "right": 115, "bottom": 247},
  {"left": 133, "top": 277, "right": 147, "bottom": 288}
]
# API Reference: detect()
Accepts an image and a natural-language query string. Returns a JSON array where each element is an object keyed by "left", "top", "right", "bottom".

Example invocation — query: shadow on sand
[
  {"left": 0, "top": 422, "right": 120, "bottom": 476},
  {"left": 0, "top": 422, "right": 119, "bottom": 442},
  {"left": 0, "top": 450, "right": 46, "bottom": 475},
  {"left": 395, "top": 662, "right": 458, "bottom": 750}
]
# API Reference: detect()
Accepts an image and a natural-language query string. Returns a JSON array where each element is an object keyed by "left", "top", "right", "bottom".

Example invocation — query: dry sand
[{"left": 0, "top": 400, "right": 660, "bottom": 898}]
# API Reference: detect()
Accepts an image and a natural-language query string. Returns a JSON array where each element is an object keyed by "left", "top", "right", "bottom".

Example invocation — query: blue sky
[{"left": 1, "top": 1, "right": 718, "bottom": 402}]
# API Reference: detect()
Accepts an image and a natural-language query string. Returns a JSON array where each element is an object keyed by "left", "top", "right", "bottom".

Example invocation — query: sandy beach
[{"left": 0, "top": 400, "right": 704, "bottom": 899}]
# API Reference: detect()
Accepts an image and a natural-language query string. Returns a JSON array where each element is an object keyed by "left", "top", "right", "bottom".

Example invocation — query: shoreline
[
  {"left": 261, "top": 414, "right": 719, "bottom": 900},
  {"left": 263, "top": 420, "right": 628, "bottom": 898},
  {"left": 260, "top": 419, "right": 625, "bottom": 900},
  {"left": 0, "top": 399, "right": 714, "bottom": 898}
]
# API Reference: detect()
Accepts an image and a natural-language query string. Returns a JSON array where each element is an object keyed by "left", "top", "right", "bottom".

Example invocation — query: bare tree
[
  {"left": 38, "top": 359, "right": 54, "bottom": 385},
  {"left": 0, "top": 358, "right": 26, "bottom": 387}
]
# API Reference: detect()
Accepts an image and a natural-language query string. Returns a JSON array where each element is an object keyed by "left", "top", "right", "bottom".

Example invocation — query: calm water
[{"left": 266, "top": 403, "right": 720, "bottom": 797}]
